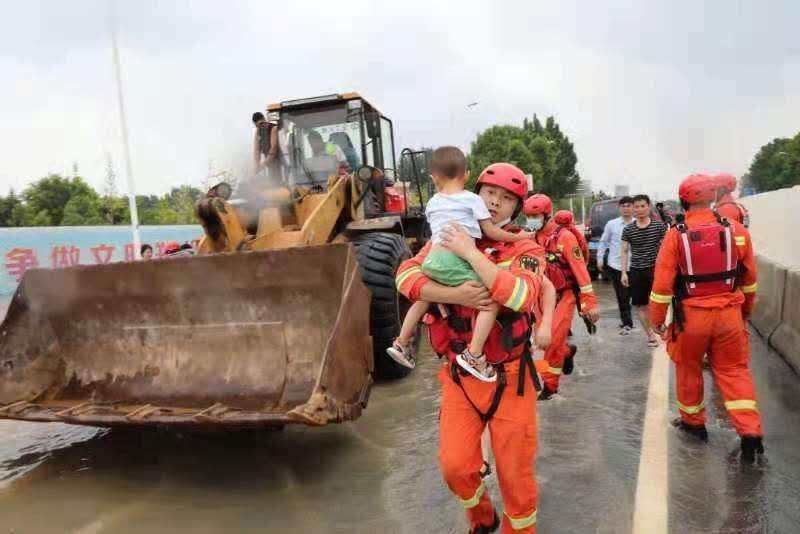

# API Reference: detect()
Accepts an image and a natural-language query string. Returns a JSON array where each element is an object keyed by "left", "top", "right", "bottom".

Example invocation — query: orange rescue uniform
[
  {"left": 535, "top": 219, "right": 598, "bottom": 392},
  {"left": 715, "top": 193, "right": 748, "bottom": 226},
  {"left": 649, "top": 208, "right": 762, "bottom": 436},
  {"left": 397, "top": 234, "right": 547, "bottom": 533}
]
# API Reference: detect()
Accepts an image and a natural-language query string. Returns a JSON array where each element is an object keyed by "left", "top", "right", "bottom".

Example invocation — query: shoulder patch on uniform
[
  {"left": 519, "top": 255, "right": 540, "bottom": 273},
  {"left": 573, "top": 246, "right": 583, "bottom": 260}
]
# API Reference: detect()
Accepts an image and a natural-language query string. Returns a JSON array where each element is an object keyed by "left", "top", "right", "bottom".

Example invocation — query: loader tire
[{"left": 353, "top": 232, "right": 419, "bottom": 380}]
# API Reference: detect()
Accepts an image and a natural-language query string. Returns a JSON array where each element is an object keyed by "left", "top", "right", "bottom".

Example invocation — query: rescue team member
[
  {"left": 649, "top": 174, "right": 764, "bottom": 464},
  {"left": 396, "top": 163, "right": 556, "bottom": 533},
  {"left": 525, "top": 195, "right": 599, "bottom": 400},
  {"left": 714, "top": 172, "right": 750, "bottom": 227},
  {"left": 552, "top": 210, "right": 589, "bottom": 264}
]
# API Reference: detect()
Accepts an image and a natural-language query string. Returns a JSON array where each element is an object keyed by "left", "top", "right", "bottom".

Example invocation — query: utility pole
[{"left": 110, "top": 5, "right": 142, "bottom": 259}]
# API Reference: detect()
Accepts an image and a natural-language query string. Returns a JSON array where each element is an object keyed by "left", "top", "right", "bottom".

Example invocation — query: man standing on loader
[
  {"left": 524, "top": 195, "right": 599, "bottom": 400},
  {"left": 252, "top": 111, "right": 280, "bottom": 178},
  {"left": 396, "top": 162, "right": 555, "bottom": 533},
  {"left": 649, "top": 173, "right": 763, "bottom": 463}
]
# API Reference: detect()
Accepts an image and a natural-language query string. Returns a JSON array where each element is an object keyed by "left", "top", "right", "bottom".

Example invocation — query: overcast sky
[{"left": 1, "top": 0, "right": 798, "bottom": 199}]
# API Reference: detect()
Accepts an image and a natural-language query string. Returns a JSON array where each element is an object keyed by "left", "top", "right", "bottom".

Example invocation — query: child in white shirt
[{"left": 387, "top": 147, "right": 532, "bottom": 381}]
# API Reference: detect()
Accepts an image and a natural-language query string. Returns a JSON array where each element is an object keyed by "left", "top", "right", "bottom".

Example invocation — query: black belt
[{"left": 449, "top": 350, "right": 541, "bottom": 423}]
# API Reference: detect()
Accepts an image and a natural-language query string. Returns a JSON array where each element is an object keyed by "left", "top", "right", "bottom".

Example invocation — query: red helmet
[
  {"left": 553, "top": 210, "right": 574, "bottom": 226},
  {"left": 678, "top": 174, "right": 717, "bottom": 204},
  {"left": 163, "top": 242, "right": 181, "bottom": 255},
  {"left": 714, "top": 173, "right": 737, "bottom": 194},
  {"left": 475, "top": 163, "right": 528, "bottom": 200},
  {"left": 523, "top": 194, "right": 553, "bottom": 216}
]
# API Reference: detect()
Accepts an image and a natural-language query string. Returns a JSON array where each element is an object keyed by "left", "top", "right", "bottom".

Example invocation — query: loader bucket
[{"left": 0, "top": 244, "right": 373, "bottom": 429}]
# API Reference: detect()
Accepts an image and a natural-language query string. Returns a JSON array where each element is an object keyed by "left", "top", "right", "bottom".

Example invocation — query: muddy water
[
  {"left": 0, "top": 294, "right": 465, "bottom": 533},
  {"left": 0, "top": 367, "right": 448, "bottom": 533}
]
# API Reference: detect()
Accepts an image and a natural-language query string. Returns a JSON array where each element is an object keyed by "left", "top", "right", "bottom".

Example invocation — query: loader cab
[{"left": 269, "top": 93, "right": 397, "bottom": 189}]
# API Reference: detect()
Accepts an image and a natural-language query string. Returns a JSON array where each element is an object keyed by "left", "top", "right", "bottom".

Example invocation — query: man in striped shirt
[{"left": 621, "top": 194, "right": 667, "bottom": 347}]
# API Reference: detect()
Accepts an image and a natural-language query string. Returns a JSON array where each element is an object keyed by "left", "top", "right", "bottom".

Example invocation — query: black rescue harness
[{"left": 442, "top": 308, "right": 541, "bottom": 423}]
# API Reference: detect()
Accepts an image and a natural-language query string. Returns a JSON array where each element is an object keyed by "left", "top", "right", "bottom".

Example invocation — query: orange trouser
[
  {"left": 541, "top": 290, "right": 576, "bottom": 392},
  {"left": 666, "top": 304, "right": 762, "bottom": 437},
  {"left": 439, "top": 358, "right": 538, "bottom": 533}
]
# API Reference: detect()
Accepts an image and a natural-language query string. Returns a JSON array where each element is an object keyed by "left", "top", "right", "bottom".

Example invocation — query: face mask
[{"left": 526, "top": 216, "right": 544, "bottom": 231}]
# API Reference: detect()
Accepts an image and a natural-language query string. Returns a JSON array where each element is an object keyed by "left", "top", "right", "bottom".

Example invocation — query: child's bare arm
[{"left": 479, "top": 219, "right": 533, "bottom": 242}]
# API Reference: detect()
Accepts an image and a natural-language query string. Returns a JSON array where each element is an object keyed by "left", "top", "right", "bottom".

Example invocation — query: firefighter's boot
[{"left": 740, "top": 436, "right": 764, "bottom": 464}]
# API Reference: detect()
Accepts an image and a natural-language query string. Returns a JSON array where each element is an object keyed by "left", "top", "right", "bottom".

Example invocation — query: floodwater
[{"left": 1, "top": 284, "right": 800, "bottom": 533}]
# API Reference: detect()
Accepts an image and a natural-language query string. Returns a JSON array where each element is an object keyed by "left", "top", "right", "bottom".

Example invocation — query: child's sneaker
[
  {"left": 386, "top": 340, "right": 416, "bottom": 369},
  {"left": 456, "top": 349, "right": 497, "bottom": 382}
]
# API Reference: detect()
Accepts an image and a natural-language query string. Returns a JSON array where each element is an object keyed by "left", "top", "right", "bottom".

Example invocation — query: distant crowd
[{"left": 139, "top": 242, "right": 194, "bottom": 260}]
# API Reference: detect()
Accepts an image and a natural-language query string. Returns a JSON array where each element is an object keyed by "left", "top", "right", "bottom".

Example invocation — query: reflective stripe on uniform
[
  {"left": 579, "top": 283, "right": 594, "bottom": 294},
  {"left": 725, "top": 399, "right": 758, "bottom": 411},
  {"left": 677, "top": 400, "right": 705, "bottom": 414},
  {"left": 506, "top": 509, "right": 537, "bottom": 530},
  {"left": 460, "top": 481, "right": 485, "bottom": 509},
  {"left": 741, "top": 283, "right": 758, "bottom": 294},
  {"left": 548, "top": 366, "right": 562, "bottom": 375},
  {"left": 497, "top": 259, "right": 513, "bottom": 270},
  {"left": 395, "top": 266, "right": 422, "bottom": 289},
  {"left": 735, "top": 236, "right": 746, "bottom": 247},
  {"left": 504, "top": 278, "right": 529, "bottom": 311},
  {"left": 650, "top": 291, "right": 672, "bottom": 304}
]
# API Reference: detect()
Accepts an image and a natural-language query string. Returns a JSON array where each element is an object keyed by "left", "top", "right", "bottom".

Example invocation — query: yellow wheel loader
[{"left": 0, "top": 93, "right": 431, "bottom": 429}]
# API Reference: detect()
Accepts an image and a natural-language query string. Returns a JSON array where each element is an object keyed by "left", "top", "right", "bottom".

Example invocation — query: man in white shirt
[{"left": 597, "top": 196, "right": 634, "bottom": 334}]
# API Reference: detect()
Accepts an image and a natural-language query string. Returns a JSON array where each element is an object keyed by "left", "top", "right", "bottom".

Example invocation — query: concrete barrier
[
  {"left": 771, "top": 268, "right": 800, "bottom": 373},
  {"left": 750, "top": 255, "right": 787, "bottom": 339},
  {"left": 740, "top": 185, "right": 800, "bottom": 269}
]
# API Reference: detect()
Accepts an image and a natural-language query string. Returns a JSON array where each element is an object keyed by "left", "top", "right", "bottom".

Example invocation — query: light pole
[{"left": 109, "top": 4, "right": 142, "bottom": 260}]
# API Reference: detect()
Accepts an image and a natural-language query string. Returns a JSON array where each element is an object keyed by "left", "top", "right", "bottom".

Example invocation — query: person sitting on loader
[
  {"left": 303, "top": 130, "right": 348, "bottom": 184},
  {"left": 328, "top": 131, "right": 360, "bottom": 171},
  {"left": 387, "top": 147, "right": 534, "bottom": 382}
]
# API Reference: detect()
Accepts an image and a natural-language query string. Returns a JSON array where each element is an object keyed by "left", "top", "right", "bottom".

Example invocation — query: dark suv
[
  {"left": 585, "top": 199, "right": 619, "bottom": 279},
  {"left": 584, "top": 198, "right": 681, "bottom": 279}
]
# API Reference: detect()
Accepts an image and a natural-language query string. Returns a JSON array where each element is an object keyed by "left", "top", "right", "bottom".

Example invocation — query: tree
[
  {"left": 22, "top": 175, "right": 73, "bottom": 225},
  {"left": 22, "top": 174, "right": 99, "bottom": 226},
  {"left": 467, "top": 115, "right": 580, "bottom": 199},
  {"left": 4, "top": 173, "right": 210, "bottom": 227},
  {"left": 62, "top": 191, "right": 103, "bottom": 226},
  {"left": 748, "top": 132, "right": 800, "bottom": 193},
  {"left": 100, "top": 152, "right": 118, "bottom": 224},
  {"left": 25, "top": 209, "right": 52, "bottom": 226},
  {"left": 165, "top": 185, "right": 204, "bottom": 224},
  {"left": 0, "top": 190, "right": 23, "bottom": 227}
]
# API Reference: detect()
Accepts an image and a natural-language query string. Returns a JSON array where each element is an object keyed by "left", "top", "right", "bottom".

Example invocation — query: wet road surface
[{"left": 1, "top": 282, "right": 799, "bottom": 533}]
